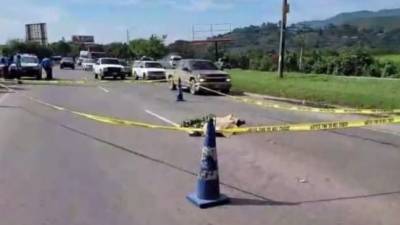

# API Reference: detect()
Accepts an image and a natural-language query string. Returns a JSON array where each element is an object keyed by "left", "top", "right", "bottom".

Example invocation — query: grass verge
[{"left": 230, "top": 69, "right": 400, "bottom": 109}]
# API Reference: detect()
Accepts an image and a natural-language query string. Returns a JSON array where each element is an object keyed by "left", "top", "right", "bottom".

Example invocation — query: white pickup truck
[{"left": 93, "top": 58, "right": 125, "bottom": 80}]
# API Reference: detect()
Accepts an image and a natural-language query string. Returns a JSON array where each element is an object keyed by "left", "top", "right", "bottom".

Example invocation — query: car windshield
[
  {"left": 62, "top": 58, "right": 73, "bottom": 62},
  {"left": 101, "top": 59, "right": 119, "bottom": 64},
  {"left": 191, "top": 61, "right": 218, "bottom": 70},
  {"left": 119, "top": 61, "right": 128, "bottom": 66},
  {"left": 145, "top": 62, "right": 162, "bottom": 68},
  {"left": 21, "top": 56, "right": 38, "bottom": 64}
]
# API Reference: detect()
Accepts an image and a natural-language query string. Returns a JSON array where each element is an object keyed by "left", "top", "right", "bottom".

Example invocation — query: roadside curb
[{"left": 243, "top": 92, "right": 337, "bottom": 109}]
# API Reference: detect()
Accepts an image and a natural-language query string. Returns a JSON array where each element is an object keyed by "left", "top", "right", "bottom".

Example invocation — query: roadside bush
[{"left": 381, "top": 62, "right": 398, "bottom": 77}]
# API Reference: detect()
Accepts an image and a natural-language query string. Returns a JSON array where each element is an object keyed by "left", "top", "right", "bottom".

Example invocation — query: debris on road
[{"left": 182, "top": 114, "right": 246, "bottom": 137}]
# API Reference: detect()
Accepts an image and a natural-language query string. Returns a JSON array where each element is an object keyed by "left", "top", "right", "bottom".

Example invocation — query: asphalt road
[{"left": 0, "top": 68, "right": 399, "bottom": 225}]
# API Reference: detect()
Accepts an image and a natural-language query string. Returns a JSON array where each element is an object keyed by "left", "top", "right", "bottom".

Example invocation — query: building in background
[
  {"left": 72, "top": 35, "right": 95, "bottom": 44},
  {"left": 25, "top": 23, "right": 48, "bottom": 45}
]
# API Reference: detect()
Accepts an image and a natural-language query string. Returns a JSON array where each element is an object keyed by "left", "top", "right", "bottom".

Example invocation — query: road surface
[{"left": 0, "top": 68, "right": 399, "bottom": 225}]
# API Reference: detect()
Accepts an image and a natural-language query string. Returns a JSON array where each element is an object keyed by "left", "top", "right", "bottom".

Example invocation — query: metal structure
[
  {"left": 72, "top": 35, "right": 95, "bottom": 44},
  {"left": 278, "top": 0, "right": 290, "bottom": 78},
  {"left": 25, "top": 23, "right": 47, "bottom": 45},
  {"left": 191, "top": 24, "right": 233, "bottom": 61}
]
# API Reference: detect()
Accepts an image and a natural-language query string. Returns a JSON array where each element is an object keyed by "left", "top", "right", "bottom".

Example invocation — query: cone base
[{"left": 186, "top": 193, "right": 229, "bottom": 209}]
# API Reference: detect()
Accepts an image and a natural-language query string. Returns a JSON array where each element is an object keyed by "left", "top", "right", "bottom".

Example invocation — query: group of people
[{"left": 0, "top": 55, "right": 53, "bottom": 80}]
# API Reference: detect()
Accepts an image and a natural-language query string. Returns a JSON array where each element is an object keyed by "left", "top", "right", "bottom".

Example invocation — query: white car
[
  {"left": 93, "top": 58, "right": 125, "bottom": 80},
  {"left": 82, "top": 58, "right": 96, "bottom": 71},
  {"left": 132, "top": 61, "right": 166, "bottom": 80}
]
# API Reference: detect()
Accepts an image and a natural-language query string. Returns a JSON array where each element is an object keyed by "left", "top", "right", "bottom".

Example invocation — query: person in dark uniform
[
  {"left": 0, "top": 58, "right": 8, "bottom": 78},
  {"left": 41, "top": 57, "right": 53, "bottom": 80}
]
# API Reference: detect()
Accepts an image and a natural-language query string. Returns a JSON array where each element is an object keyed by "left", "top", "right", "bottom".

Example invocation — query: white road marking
[
  {"left": 97, "top": 86, "right": 110, "bottom": 93},
  {"left": 145, "top": 109, "right": 179, "bottom": 127}
]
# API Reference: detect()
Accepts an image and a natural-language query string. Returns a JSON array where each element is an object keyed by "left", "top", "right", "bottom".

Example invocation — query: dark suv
[{"left": 60, "top": 57, "right": 75, "bottom": 69}]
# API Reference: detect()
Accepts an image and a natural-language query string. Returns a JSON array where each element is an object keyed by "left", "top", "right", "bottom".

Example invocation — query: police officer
[
  {"left": 1, "top": 58, "right": 7, "bottom": 78},
  {"left": 41, "top": 57, "right": 53, "bottom": 80},
  {"left": 15, "top": 54, "right": 22, "bottom": 80}
]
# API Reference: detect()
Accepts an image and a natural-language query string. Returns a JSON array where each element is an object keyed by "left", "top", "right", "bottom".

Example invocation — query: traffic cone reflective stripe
[{"left": 187, "top": 118, "right": 229, "bottom": 208}]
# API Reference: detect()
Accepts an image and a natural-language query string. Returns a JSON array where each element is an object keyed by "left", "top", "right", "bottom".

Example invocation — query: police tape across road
[
  {"left": 2, "top": 82, "right": 399, "bottom": 136},
  {"left": 0, "top": 78, "right": 167, "bottom": 87},
  {"left": 189, "top": 82, "right": 400, "bottom": 115}
]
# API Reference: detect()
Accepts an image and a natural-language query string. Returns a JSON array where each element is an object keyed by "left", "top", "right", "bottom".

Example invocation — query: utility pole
[
  {"left": 278, "top": 0, "right": 289, "bottom": 78},
  {"left": 126, "top": 29, "right": 130, "bottom": 44}
]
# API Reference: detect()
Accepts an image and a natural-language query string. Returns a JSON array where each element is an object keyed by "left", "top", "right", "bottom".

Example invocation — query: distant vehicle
[
  {"left": 132, "top": 61, "right": 166, "bottom": 80},
  {"left": 139, "top": 56, "right": 154, "bottom": 61},
  {"left": 51, "top": 56, "right": 62, "bottom": 64},
  {"left": 8, "top": 54, "right": 42, "bottom": 80},
  {"left": 82, "top": 58, "right": 96, "bottom": 71},
  {"left": 60, "top": 57, "right": 75, "bottom": 70},
  {"left": 160, "top": 54, "right": 182, "bottom": 69},
  {"left": 93, "top": 58, "right": 125, "bottom": 80},
  {"left": 77, "top": 51, "right": 106, "bottom": 65},
  {"left": 169, "top": 55, "right": 182, "bottom": 68},
  {"left": 168, "top": 59, "right": 231, "bottom": 94},
  {"left": 215, "top": 58, "right": 232, "bottom": 70},
  {"left": 119, "top": 60, "right": 132, "bottom": 77}
]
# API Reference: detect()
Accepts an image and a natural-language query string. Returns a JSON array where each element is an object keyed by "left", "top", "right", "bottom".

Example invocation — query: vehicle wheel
[
  {"left": 95, "top": 73, "right": 98, "bottom": 79},
  {"left": 121, "top": 75, "right": 126, "bottom": 80},
  {"left": 169, "top": 78, "right": 177, "bottom": 90},
  {"left": 100, "top": 76, "right": 105, "bottom": 80},
  {"left": 36, "top": 74, "right": 42, "bottom": 80},
  {"left": 60, "top": 66, "right": 63, "bottom": 69},
  {"left": 221, "top": 89, "right": 230, "bottom": 94},
  {"left": 190, "top": 79, "right": 198, "bottom": 95},
  {"left": 143, "top": 73, "right": 147, "bottom": 80},
  {"left": 133, "top": 72, "right": 139, "bottom": 80}
]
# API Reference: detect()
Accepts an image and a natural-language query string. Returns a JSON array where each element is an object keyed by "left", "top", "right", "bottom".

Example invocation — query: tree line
[{"left": 0, "top": 35, "right": 168, "bottom": 60}]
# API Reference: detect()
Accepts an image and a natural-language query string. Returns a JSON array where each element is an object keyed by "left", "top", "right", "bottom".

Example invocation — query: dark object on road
[
  {"left": 60, "top": 57, "right": 75, "bottom": 70},
  {"left": 187, "top": 118, "right": 229, "bottom": 208},
  {"left": 176, "top": 78, "right": 184, "bottom": 102}
]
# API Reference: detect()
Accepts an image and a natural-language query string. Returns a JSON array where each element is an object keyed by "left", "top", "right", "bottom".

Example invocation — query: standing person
[
  {"left": 1, "top": 58, "right": 8, "bottom": 78},
  {"left": 41, "top": 57, "right": 53, "bottom": 80},
  {"left": 15, "top": 54, "right": 22, "bottom": 80}
]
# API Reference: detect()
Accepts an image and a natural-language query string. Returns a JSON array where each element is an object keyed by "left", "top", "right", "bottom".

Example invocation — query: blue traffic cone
[
  {"left": 187, "top": 118, "right": 229, "bottom": 208},
  {"left": 176, "top": 78, "right": 184, "bottom": 102}
]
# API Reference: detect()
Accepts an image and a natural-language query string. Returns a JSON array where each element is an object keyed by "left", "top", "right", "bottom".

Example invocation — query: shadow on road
[{"left": 230, "top": 197, "right": 299, "bottom": 206}]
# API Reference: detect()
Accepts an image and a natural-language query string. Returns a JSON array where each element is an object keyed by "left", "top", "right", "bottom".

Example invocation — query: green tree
[
  {"left": 129, "top": 35, "right": 167, "bottom": 59},
  {"left": 50, "top": 41, "right": 72, "bottom": 56}
]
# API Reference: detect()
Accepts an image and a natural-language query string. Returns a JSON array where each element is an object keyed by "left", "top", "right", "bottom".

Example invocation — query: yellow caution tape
[
  {"left": 25, "top": 95, "right": 202, "bottom": 133},
  {"left": 194, "top": 83, "right": 400, "bottom": 115},
  {"left": 223, "top": 117, "right": 400, "bottom": 135},
  {"left": 24, "top": 94, "right": 400, "bottom": 136}
]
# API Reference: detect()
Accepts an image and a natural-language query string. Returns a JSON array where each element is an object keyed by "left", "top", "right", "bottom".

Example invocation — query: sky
[{"left": 1, "top": 0, "right": 400, "bottom": 44}]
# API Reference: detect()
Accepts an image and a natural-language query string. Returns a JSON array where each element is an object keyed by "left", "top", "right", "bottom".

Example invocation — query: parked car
[
  {"left": 93, "top": 58, "right": 125, "bottom": 80},
  {"left": 119, "top": 60, "right": 132, "bottom": 77},
  {"left": 60, "top": 57, "right": 75, "bottom": 69},
  {"left": 8, "top": 54, "right": 42, "bottom": 80},
  {"left": 82, "top": 58, "right": 96, "bottom": 71},
  {"left": 132, "top": 61, "right": 166, "bottom": 80},
  {"left": 0, "top": 56, "right": 8, "bottom": 77},
  {"left": 167, "top": 59, "right": 231, "bottom": 94}
]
